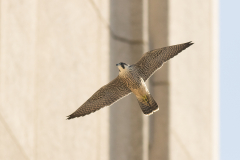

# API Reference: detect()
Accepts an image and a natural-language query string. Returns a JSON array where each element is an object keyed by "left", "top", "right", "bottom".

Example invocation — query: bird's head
[{"left": 116, "top": 62, "right": 130, "bottom": 72}]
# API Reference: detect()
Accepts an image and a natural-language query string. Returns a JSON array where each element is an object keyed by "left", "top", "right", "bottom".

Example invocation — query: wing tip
[
  {"left": 187, "top": 41, "right": 194, "bottom": 46},
  {"left": 66, "top": 114, "right": 75, "bottom": 120},
  {"left": 66, "top": 108, "right": 100, "bottom": 120}
]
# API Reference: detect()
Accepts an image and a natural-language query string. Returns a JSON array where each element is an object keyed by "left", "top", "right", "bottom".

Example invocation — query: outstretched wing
[
  {"left": 67, "top": 76, "right": 131, "bottom": 119},
  {"left": 134, "top": 41, "right": 193, "bottom": 81}
]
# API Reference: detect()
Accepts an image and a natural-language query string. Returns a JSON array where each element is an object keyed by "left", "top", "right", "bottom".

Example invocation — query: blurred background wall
[{"left": 0, "top": 0, "right": 218, "bottom": 160}]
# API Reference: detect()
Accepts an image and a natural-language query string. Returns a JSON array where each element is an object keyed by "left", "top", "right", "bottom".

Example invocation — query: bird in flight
[{"left": 67, "top": 41, "right": 193, "bottom": 119}]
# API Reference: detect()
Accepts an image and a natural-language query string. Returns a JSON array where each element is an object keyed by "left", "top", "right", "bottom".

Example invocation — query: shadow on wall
[
  {"left": 109, "top": 1, "right": 144, "bottom": 160},
  {"left": 109, "top": 0, "right": 169, "bottom": 159}
]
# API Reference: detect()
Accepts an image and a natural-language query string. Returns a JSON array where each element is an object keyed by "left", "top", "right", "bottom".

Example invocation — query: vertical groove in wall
[
  {"left": 148, "top": 0, "right": 169, "bottom": 160},
  {"left": 34, "top": 0, "right": 38, "bottom": 159},
  {"left": 142, "top": 0, "right": 149, "bottom": 159},
  {"left": 109, "top": 0, "right": 145, "bottom": 160}
]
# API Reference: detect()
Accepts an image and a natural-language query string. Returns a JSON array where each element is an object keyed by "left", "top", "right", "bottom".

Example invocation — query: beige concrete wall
[
  {"left": 148, "top": 0, "right": 170, "bottom": 159},
  {"left": 168, "top": 0, "right": 219, "bottom": 159},
  {"left": 109, "top": 0, "right": 146, "bottom": 159},
  {"left": 0, "top": 0, "right": 218, "bottom": 160},
  {"left": 0, "top": 0, "right": 110, "bottom": 160},
  {"left": 148, "top": 0, "right": 219, "bottom": 160}
]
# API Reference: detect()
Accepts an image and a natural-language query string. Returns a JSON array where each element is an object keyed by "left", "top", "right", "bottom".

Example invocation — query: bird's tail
[{"left": 136, "top": 94, "right": 159, "bottom": 115}]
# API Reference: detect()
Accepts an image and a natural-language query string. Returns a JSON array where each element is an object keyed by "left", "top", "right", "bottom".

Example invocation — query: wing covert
[
  {"left": 67, "top": 76, "right": 131, "bottom": 119},
  {"left": 134, "top": 41, "right": 193, "bottom": 81}
]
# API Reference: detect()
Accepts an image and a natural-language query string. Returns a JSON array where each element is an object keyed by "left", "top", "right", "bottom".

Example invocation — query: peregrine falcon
[{"left": 67, "top": 41, "right": 193, "bottom": 119}]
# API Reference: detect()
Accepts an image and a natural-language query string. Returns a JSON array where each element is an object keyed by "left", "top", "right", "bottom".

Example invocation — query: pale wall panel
[
  {"left": 0, "top": 0, "right": 37, "bottom": 159},
  {"left": 35, "top": 0, "right": 110, "bottom": 160},
  {"left": 169, "top": 0, "right": 218, "bottom": 160},
  {"left": 148, "top": 0, "right": 218, "bottom": 159},
  {"left": 0, "top": 0, "right": 110, "bottom": 160}
]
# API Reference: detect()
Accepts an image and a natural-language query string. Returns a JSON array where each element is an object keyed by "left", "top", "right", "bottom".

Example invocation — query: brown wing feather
[
  {"left": 134, "top": 41, "right": 193, "bottom": 81},
  {"left": 67, "top": 76, "right": 131, "bottom": 119}
]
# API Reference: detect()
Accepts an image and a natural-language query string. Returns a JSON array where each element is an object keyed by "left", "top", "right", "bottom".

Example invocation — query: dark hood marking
[{"left": 120, "top": 62, "right": 127, "bottom": 69}]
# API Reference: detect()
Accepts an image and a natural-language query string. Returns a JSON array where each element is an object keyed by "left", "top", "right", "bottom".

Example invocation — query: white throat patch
[{"left": 118, "top": 65, "right": 130, "bottom": 75}]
